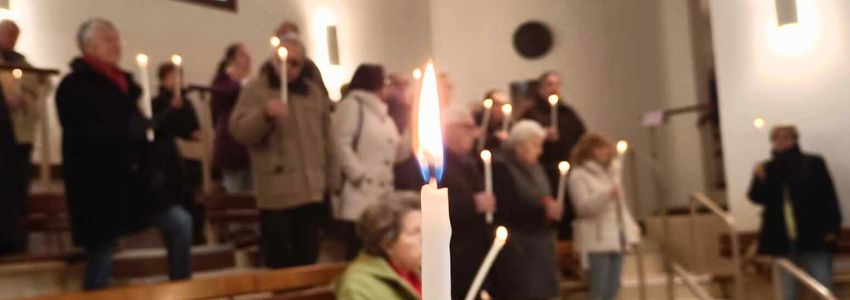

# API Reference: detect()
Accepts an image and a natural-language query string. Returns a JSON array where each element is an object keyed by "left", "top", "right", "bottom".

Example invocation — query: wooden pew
[
  {"left": 203, "top": 193, "right": 259, "bottom": 247},
  {"left": 20, "top": 262, "right": 348, "bottom": 300}
]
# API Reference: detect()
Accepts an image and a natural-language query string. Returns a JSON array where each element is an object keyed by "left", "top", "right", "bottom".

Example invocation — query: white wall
[
  {"left": 711, "top": 0, "right": 850, "bottom": 230},
  {"left": 9, "top": 0, "right": 431, "bottom": 163}
]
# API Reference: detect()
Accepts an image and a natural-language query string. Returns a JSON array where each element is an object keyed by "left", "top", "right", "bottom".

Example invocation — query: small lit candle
[
  {"left": 11, "top": 68, "right": 22, "bottom": 92},
  {"left": 277, "top": 46, "right": 289, "bottom": 103},
  {"left": 754, "top": 117, "right": 766, "bottom": 129},
  {"left": 270, "top": 36, "right": 281, "bottom": 49},
  {"left": 136, "top": 54, "right": 154, "bottom": 141},
  {"left": 556, "top": 161, "right": 570, "bottom": 205},
  {"left": 617, "top": 140, "right": 629, "bottom": 157},
  {"left": 480, "top": 150, "right": 493, "bottom": 224},
  {"left": 170, "top": 54, "right": 183, "bottom": 97},
  {"left": 476, "top": 98, "right": 494, "bottom": 152},
  {"left": 500, "top": 104, "right": 512, "bottom": 133},
  {"left": 464, "top": 226, "right": 508, "bottom": 300},
  {"left": 412, "top": 68, "right": 422, "bottom": 80},
  {"left": 548, "top": 94, "right": 559, "bottom": 133}
]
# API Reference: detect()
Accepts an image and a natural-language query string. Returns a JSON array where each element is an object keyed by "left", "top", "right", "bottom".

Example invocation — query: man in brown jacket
[{"left": 229, "top": 38, "right": 335, "bottom": 268}]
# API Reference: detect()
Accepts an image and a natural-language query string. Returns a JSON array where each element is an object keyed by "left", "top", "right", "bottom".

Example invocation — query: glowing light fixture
[{"left": 775, "top": 0, "right": 798, "bottom": 27}]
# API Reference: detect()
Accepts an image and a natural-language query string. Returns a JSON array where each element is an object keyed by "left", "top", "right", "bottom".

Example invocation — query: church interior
[{"left": 1, "top": 0, "right": 849, "bottom": 299}]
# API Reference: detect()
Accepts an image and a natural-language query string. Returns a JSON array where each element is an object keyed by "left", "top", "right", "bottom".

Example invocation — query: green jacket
[{"left": 335, "top": 253, "right": 420, "bottom": 300}]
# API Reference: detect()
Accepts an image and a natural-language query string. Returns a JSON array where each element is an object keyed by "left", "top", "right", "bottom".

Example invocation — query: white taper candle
[{"left": 464, "top": 226, "right": 508, "bottom": 300}]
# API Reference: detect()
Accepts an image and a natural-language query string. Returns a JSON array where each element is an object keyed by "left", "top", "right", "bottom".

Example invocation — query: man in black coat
[
  {"left": 440, "top": 108, "right": 503, "bottom": 300},
  {"left": 56, "top": 19, "right": 191, "bottom": 290},
  {"left": 520, "top": 71, "right": 586, "bottom": 240},
  {"left": 748, "top": 125, "right": 842, "bottom": 299}
]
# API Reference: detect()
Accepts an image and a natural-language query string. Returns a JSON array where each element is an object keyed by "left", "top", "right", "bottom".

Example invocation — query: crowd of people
[{"left": 0, "top": 15, "right": 842, "bottom": 300}]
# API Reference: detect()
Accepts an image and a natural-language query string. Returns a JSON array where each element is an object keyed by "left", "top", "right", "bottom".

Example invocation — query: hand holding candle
[
  {"left": 136, "top": 54, "right": 154, "bottom": 141},
  {"left": 476, "top": 99, "right": 494, "bottom": 152},
  {"left": 464, "top": 226, "right": 508, "bottom": 300},
  {"left": 500, "top": 104, "right": 512, "bottom": 133},
  {"left": 277, "top": 46, "right": 289, "bottom": 103},
  {"left": 556, "top": 161, "right": 570, "bottom": 205},
  {"left": 480, "top": 150, "right": 494, "bottom": 223}
]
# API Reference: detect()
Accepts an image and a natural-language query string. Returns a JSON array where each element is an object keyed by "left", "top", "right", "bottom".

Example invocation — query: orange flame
[{"left": 412, "top": 61, "right": 444, "bottom": 181}]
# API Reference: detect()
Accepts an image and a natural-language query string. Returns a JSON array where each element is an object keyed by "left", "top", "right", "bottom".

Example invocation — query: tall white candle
[
  {"left": 500, "top": 104, "right": 512, "bottom": 133},
  {"left": 11, "top": 68, "right": 22, "bottom": 93},
  {"left": 136, "top": 54, "right": 154, "bottom": 141},
  {"left": 556, "top": 161, "right": 570, "bottom": 205},
  {"left": 415, "top": 61, "right": 452, "bottom": 300},
  {"left": 480, "top": 150, "right": 493, "bottom": 224},
  {"left": 277, "top": 47, "right": 289, "bottom": 103},
  {"left": 170, "top": 54, "right": 183, "bottom": 97},
  {"left": 548, "top": 94, "right": 559, "bottom": 133},
  {"left": 476, "top": 98, "right": 493, "bottom": 152},
  {"left": 464, "top": 226, "right": 508, "bottom": 300}
]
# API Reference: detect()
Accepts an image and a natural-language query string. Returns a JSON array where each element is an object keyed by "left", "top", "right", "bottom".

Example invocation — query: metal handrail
[
  {"left": 689, "top": 192, "right": 744, "bottom": 300},
  {"left": 672, "top": 263, "right": 715, "bottom": 300},
  {"left": 772, "top": 258, "right": 837, "bottom": 300}
]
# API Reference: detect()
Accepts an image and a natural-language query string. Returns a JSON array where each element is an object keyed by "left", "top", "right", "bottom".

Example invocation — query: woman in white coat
[
  {"left": 333, "top": 64, "right": 408, "bottom": 259},
  {"left": 568, "top": 133, "right": 641, "bottom": 300}
]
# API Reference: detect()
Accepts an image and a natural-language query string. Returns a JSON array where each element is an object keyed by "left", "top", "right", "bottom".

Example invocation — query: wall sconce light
[
  {"left": 775, "top": 0, "right": 798, "bottom": 26},
  {"left": 326, "top": 25, "right": 340, "bottom": 66}
]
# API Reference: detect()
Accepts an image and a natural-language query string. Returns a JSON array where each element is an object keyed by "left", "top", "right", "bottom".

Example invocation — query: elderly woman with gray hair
[
  {"left": 335, "top": 192, "right": 422, "bottom": 300},
  {"left": 488, "top": 120, "right": 562, "bottom": 300}
]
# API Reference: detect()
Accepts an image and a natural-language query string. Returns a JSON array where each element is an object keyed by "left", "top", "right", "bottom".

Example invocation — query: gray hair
[
  {"left": 507, "top": 120, "right": 546, "bottom": 147},
  {"left": 76, "top": 18, "right": 116, "bottom": 53},
  {"left": 357, "top": 192, "right": 420, "bottom": 257}
]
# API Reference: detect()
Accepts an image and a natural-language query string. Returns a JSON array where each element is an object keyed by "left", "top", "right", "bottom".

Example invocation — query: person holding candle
[
  {"left": 211, "top": 43, "right": 253, "bottom": 192},
  {"left": 520, "top": 70, "right": 587, "bottom": 240},
  {"left": 488, "top": 120, "right": 561, "bottom": 300},
  {"left": 335, "top": 193, "right": 422, "bottom": 300},
  {"left": 439, "top": 107, "right": 504, "bottom": 299},
  {"left": 150, "top": 63, "right": 206, "bottom": 244},
  {"left": 568, "top": 133, "right": 641, "bottom": 300},
  {"left": 273, "top": 21, "right": 327, "bottom": 96},
  {"left": 56, "top": 19, "right": 193, "bottom": 289},
  {"left": 229, "top": 37, "right": 336, "bottom": 269},
  {"left": 332, "top": 64, "right": 410, "bottom": 259},
  {"left": 0, "top": 20, "right": 52, "bottom": 256},
  {"left": 473, "top": 89, "right": 510, "bottom": 152}
]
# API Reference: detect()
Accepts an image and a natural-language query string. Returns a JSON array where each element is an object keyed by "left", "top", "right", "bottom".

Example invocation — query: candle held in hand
[
  {"left": 136, "top": 54, "right": 154, "bottom": 141},
  {"left": 277, "top": 47, "right": 289, "bottom": 103},
  {"left": 556, "top": 161, "right": 570, "bottom": 205},
  {"left": 464, "top": 226, "right": 508, "bottom": 300},
  {"left": 500, "top": 104, "right": 512, "bottom": 133},
  {"left": 480, "top": 150, "right": 493, "bottom": 224},
  {"left": 412, "top": 68, "right": 422, "bottom": 80},
  {"left": 617, "top": 140, "right": 629, "bottom": 156},
  {"left": 476, "top": 98, "right": 494, "bottom": 152},
  {"left": 270, "top": 36, "right": 280, "bottom": 49}
]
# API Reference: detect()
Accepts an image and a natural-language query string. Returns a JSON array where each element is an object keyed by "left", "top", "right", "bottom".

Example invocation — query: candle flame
[
  {"left": 480, "top": 150, "right": 492, "bottom": 162},
  {"left": 413, "top": 61, "right": 444, "bottom": 182},
  {"left": 548, "top": 94, "right": 559, "bottom": 106},
  {"left": 501, "top": 104, "right": 512, "bottom": 115},
  {"left": 482, "top": 98, "right": 493, "bottom": 109},
  {"left": 135, "top": 53, "right": 148, "bottom": 66},
  {"left": 616, "top": 140, "right": 629, "bottom": 155},
  {"left": 558, "top": 161, "right": 570, "bottom": 174},
  {"left": 412, "top": 68, "right": 422, "bottom": 80},
  {"left": 496, "top": 226, "right": 508, "bottom": 242},
  {"left": 754, "top": 118, "right": 766, "bottom": 129},
  {"left": 277, "top": 47, "right": 289, "bottom": 60},
  {"left": 270, "top": 36, "right": 281, "bottom": 48},
  {"left": 11, "top": 69, "right": 22, "bottom": 79},
  {"left": 171, "top": 54, "right": 182, "bottom": 66}
]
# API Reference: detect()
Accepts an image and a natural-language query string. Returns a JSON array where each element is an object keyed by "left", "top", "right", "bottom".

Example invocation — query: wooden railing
[{"left": 772, "top": 258, "right": 837, "bottom": 300}]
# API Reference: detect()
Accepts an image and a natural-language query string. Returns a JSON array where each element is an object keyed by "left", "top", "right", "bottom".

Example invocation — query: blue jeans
[
  {"left": 84, "top": 205, "right": 193, "bottom": 290},
  {"left": 781, "top": 250, "right": 834, "bottom": 300},
  {"left": 588, "top": 252, "right": 624, "bottom": 300}
]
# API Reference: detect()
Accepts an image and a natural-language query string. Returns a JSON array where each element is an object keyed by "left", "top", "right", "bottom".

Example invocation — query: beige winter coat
[
  {"left": 332, "top": 90, "right": 409, "bottom": 221},
  {"left": 229, "top": 72, "right": 336, "bottom": 210},
  {"left": 569, "top": 160, "right": 641, "bottom": 255}
]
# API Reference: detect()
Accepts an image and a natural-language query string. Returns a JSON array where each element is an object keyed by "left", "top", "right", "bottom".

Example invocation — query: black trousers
[
  {"left": 259, "top": 203, "right": 323, "bottom": 269},
  {"left": 0, "top": 143, "right": 31, "bottom": 255}
]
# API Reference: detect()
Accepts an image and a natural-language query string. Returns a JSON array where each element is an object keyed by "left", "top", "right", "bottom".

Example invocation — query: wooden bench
[
  {"left": 202, "top": 193, "right": 259, "bottom": 247},
  {"left": 20, "top": 262, "right": 348, "bottom": 300}
]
